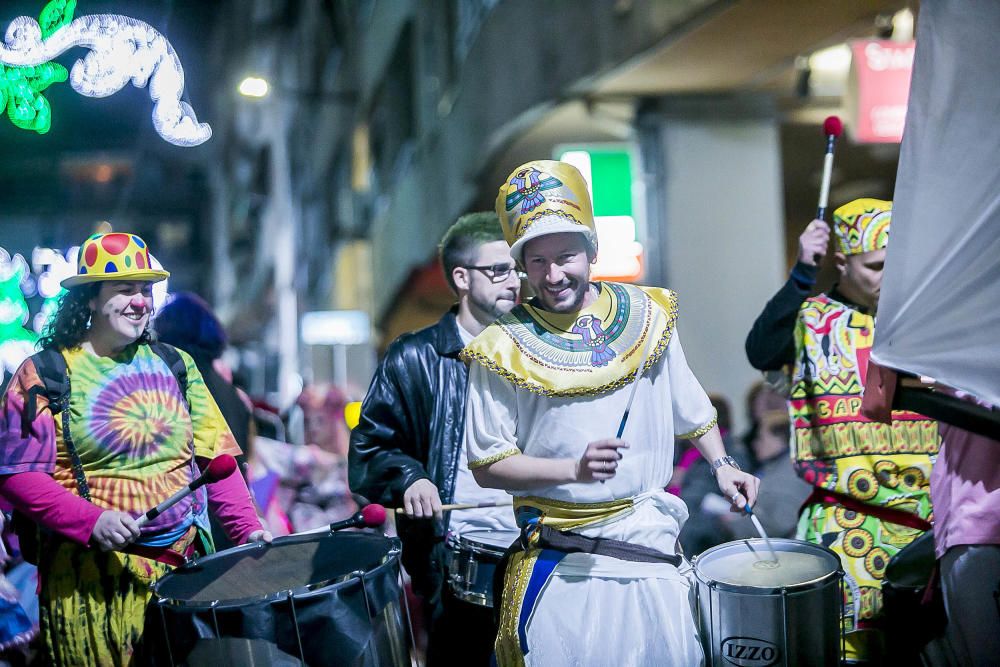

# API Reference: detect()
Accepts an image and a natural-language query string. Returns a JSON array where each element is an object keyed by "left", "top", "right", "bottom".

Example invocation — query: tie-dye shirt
[{"left": 0, "top": 344, "right": 240, "bottom": 538}]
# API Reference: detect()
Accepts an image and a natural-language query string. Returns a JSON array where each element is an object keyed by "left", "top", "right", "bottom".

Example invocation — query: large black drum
[{"left": 147, "top": 531, "right": 409, "bottom": 666}]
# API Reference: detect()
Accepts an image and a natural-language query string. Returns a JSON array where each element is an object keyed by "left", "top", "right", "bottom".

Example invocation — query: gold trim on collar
[{"left": 461, "top": 282, "right": 678, "bottom": 397}]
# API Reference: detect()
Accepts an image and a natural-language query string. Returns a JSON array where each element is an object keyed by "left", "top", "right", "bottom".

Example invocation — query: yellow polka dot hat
[
  {"left": 833, "top": 198, "right": 891, "bottom": 256},
  {"left": 61, "top": 232, "right": 170, "bottom": 288}
]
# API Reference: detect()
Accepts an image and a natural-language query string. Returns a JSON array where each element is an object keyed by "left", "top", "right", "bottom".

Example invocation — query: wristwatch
[{"left": 710, "top": 456, "right": 741, "bottom": 477}]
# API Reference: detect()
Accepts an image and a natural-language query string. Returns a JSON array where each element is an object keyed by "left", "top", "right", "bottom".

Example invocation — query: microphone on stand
[
  {"left": 136, "top": 454, "right": 238, "bottom": 528},
  {"left": 329, "top": 503, "right": 387, "bottom": 532}
]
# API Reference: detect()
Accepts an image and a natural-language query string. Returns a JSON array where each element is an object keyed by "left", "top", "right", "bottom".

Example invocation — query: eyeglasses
[{"left": 462, "top": 263, "right": 526, "bottom": 283}]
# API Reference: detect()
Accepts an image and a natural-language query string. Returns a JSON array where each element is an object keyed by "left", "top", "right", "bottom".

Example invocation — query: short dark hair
[{"left": 438, "top": 212, "right": 506, "bottom": 293}]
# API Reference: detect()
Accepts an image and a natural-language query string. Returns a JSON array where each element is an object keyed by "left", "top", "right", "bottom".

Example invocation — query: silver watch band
[{"left": 710, "top": 455, "right": 740, "bottom": 476}]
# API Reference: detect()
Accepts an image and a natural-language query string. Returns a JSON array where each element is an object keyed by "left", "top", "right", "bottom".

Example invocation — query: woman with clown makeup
[{"left": 0, "top": 232, "right": 270, "bottom": 666}]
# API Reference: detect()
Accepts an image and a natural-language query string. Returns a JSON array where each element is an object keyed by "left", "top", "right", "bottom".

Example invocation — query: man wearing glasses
[{"left": 349, "top": 212, "right": 521, "bottom": 665}]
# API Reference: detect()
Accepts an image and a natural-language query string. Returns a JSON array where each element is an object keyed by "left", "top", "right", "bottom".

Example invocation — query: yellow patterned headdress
[
  {"left": 833, "top": 198, "right": 891, "bottom": 256},
  {"left": 496, "top": 160, "right": 597, "bottom": 264}
]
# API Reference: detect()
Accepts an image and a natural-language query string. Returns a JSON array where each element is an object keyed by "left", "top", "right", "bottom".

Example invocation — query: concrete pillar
[{"left": 644, "top": 96, "right": 786, "bottom": 433}]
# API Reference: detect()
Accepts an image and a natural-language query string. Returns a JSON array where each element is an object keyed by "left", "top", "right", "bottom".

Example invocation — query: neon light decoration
[
  {"left": 1, "top": 0, "right": 211, "bottom": 145},
  {"left": 0, "top": 248, "right": 38, "bottom": 378}
]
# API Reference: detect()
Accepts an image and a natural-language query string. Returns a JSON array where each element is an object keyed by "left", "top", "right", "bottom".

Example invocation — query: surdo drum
[
  {"left": 448, "top": 529, "right": 520, "bottom": 607},
  {"left": 148, "top": 531, "right": 409, "bottom": 666},
  {"left": 693, "top": 538, "right": 844, "bottom": 667}
]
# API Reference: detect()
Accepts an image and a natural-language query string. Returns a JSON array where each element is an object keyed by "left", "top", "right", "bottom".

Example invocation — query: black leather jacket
[{"left": 348, "top": 308, "right": 468, "bottom": 598}]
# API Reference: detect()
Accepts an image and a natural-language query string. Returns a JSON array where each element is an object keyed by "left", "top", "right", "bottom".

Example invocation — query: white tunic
[
  {"left": 465, "top": 328, "right": 715, "bottom": 666},
  {"left": 449, "top": 322, "right": 518, "bottom": 540}
]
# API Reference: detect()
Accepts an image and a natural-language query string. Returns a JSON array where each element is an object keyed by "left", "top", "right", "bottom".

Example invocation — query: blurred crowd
[{"left": 674, "top": 385, "right": 811, "bottom": 557}]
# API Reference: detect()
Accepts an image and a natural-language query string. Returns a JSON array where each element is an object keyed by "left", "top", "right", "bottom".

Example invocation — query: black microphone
[{"left": 329, "top": 504, "right": 387, "bottom": 531}]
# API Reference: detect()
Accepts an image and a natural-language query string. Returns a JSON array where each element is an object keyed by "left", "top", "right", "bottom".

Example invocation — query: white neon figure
[{"left": 1, "top": 13, "right": 211, "bottom": 146}]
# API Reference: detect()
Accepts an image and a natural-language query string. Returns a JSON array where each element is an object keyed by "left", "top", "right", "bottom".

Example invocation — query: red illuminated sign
[{"left": 848, "top": 40, "right": 915, "bottom": 144}]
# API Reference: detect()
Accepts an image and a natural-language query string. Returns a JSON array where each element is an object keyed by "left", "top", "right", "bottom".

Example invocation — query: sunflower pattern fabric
[{"left": 790, "top": 294, "right": 937, "bottom": 654}]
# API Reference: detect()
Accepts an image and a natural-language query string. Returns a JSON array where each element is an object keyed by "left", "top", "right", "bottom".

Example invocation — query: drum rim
[
  {"left": 692, "top": 538, "right": 845, "bottom": 594},
  {"left": 152, "top": 531, "right": 401, "bottom": 609},
  {"left": 457, "top": 528, "right": 520, "bottom": 554}
]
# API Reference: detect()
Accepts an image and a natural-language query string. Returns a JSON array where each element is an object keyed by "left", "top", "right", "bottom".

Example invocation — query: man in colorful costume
[
  {"left": 462, "top": 160, "right": 759, "bottom": 666},
  {"left": 745, "top": 200, "right": 938, "bottom": 663},
  {"left": 0, "top": 233, "right": 269, "bottom": 666}
]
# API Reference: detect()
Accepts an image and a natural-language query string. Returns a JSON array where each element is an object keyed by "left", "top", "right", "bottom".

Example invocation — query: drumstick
[
  {"left": 136, "top": 455, "right": 238, "bottom": 528},
  {"left": 731, "top": 494, "right": 780, "bottom": 563},
  {"left": 600, "top": 332, "right": 658, "bottom": 484},
  {"left": 393, "top": 500, "right": 513, "bottom": 515},
  {"left": 616, "top": 333, "right": 657, "bottom": 439}
]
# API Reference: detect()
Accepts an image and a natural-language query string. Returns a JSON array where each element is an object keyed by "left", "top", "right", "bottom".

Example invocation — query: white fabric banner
[{"left": 872, "top": 0, "right": 1000, "bottom": 407}]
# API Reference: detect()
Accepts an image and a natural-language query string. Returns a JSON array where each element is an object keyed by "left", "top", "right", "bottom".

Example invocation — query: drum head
[
  {"left": 694, "top": 538, "right": 841, "bottom": 592},
  {"left": 154, "top": 531, "right": 398, "bottom": 605},
  {"left": 459, "top": 529, "right": 520, "bottom": 551}
]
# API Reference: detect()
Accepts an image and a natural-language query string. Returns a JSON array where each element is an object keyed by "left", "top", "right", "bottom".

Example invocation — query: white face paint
[{"left": 89, "top": 281, "right": 155, "bottom": 351}]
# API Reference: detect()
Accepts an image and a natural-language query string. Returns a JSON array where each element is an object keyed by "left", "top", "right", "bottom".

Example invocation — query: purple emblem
[{"left": 572, "top": 314, "right": 617, "bottom": 367}]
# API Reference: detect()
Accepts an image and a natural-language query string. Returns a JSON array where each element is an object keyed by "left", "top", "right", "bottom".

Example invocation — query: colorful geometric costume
[
  {"left": 0, "top": 344, "right": 246, "bottom": 666},
  {"left": 463, "top": 281, "right": 715, "bottom": 667},
  {"left": 789, "top": 199, "right": 938, "bottom": 661}
]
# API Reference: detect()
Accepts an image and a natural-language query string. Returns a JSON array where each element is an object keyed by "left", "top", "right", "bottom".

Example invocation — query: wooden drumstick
[{"left": 393, "top": 500, "right": 513, "bottom": 515}]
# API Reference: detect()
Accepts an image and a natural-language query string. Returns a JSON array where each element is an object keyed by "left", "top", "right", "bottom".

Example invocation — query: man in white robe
[{"left": 462, "top": 160, "right": 760, "bottom": 667}]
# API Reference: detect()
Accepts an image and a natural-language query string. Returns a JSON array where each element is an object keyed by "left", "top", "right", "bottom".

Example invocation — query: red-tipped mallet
[
  {"left": 329, "top": 503, "right": 388, "bottom": 531},
  {"left": 135, "top": 454, "right": 238, "bottom": 528},
  {"left": 816, "top": 115, "right": 843, "bottom": 221}
]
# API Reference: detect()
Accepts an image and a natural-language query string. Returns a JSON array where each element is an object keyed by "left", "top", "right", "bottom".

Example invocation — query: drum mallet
[
  {"left": 135, "top": 454, "right": 238, "bottom": 528},
  {"left": 810, "top": 115, "right": 843, "bottom": 265},
  {"left": 816, "top": 115, "right": 843, "bottom": 223},
  {"left": 329, "top": 503, "right": 388, "bottom": 531}
]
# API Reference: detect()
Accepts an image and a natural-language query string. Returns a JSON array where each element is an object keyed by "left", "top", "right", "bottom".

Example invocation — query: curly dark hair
[{"left": 38, "top": 283, "right": 152, "bottom": 351}]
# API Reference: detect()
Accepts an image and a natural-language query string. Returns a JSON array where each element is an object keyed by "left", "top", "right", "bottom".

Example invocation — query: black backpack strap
[
  {"left": 149, "top": 342, "right": 189, "bottom": 410},
  {"left": 24, "top": 348, "right": 70, "bottom": 423},
  {"left": 25, "top": 348, "right": 91, "bottom": 501}
]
